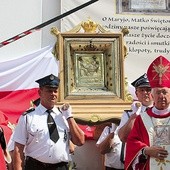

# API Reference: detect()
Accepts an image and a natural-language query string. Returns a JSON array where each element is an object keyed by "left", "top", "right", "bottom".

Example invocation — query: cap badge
[{"left": 50, "top": 74, "right": 55, "bottom": 80}]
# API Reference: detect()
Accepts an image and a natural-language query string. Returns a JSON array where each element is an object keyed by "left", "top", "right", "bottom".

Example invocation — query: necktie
[{"left": 47, "top": 110, "right": 59, "bottom": 143}]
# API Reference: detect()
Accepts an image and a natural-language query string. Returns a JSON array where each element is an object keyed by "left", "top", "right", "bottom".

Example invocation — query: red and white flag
[{"left": 0, "top": 46, "right": 59, "bottom": 137}]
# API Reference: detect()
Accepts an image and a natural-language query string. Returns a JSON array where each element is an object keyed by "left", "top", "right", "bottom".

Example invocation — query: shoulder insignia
[
  {"left": 124, "top": 109, "right": 132, "bottom": 118},
  {"left": 124, "top": 109, "right": 132, "bottom": 112},
  {"left": 22, "top": 108, "right": 35, "bottom": 116}
]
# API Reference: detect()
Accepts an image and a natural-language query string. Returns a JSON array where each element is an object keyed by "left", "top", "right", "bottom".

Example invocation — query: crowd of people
[{"left": 0, "top": 55, "right": 170, "bottom": 170}]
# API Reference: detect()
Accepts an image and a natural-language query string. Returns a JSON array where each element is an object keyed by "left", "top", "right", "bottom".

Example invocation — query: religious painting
[
  {"left": 75, "top": 53, "right": 104, "bottom": 88},
  {"left": 57, "top": 33, "right": 125, "bottom": 102}
]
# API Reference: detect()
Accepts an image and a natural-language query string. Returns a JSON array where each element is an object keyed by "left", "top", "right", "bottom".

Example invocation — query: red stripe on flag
[{"left": 0, "top": 88, "right": 39, "bottom": 124}]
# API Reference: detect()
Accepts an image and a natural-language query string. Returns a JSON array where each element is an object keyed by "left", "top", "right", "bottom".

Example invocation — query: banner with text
[{"left": 61, "top": 0, "right": 170, "bottom": 83}]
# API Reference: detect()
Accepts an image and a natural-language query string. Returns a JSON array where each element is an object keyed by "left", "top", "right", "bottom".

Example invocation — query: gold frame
[
  {"left": 58, "top": 33, "right": 125, "bottom": 103},
  {"left": 51, "top": 19, "right": 131, "bottom": 121}
]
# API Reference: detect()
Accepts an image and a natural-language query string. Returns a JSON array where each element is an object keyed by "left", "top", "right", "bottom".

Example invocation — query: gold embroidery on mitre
[{"left": 152, "top": 57, "right": 170, "bottom": 85}]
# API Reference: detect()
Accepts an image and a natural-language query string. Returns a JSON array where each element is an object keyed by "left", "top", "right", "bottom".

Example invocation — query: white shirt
[
  {"left": 96, "top": 124, "right": 124, "bottom": 169},
  {"left": 7, "top": 133, "right": 15, "bottom": 152},
  {"left": 117, "top": 105, "right": 147, "bottom": 131},
  {"left": 12, "top": 104, "right": 71, "bottom": 164}
]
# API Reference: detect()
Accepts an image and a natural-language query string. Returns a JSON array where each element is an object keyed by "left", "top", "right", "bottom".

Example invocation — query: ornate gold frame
[
  {"left": 58, "top": 33, "right": 125, "bottom": 103},
  {"left": 51, "top": 19, "right": 131, "bottom": 121}
]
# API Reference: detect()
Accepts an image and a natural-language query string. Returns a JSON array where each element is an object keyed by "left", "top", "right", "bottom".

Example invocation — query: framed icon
[{"left": 57, "top": 33, "right": 125, "bottom": 103}]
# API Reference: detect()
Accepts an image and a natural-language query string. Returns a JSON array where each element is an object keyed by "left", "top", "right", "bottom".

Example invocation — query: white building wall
[{"left": 0, "top": 0, "right": 60, "bottom": 61}]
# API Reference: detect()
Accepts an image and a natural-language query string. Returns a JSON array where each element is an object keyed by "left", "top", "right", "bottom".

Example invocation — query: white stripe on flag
[
  {"left": 0, "top": 46, "right": 59, "bottom": 125},
  {"left": 0, "top": 46, "right": 59, "bottom": 91}
]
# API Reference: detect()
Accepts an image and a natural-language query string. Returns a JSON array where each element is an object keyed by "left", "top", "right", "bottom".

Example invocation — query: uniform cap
[
  {"left": 35, "top": 74, "right": 60, "bottom": 88},
  {"left": 147, "top": 55, "right": 170, "bottom": 88},
  {"left": 131, "top": 73, "right": 150, "bottom": 88}
]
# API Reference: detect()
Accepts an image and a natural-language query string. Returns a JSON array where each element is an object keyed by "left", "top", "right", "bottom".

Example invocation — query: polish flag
[{"left": 0, "top": 46, "right": 59, "bottom": 142}]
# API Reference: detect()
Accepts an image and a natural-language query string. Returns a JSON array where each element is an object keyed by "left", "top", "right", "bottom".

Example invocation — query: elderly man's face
[
  {"left": 39, "top": 86, "right": 58, "bottom": 109},
  {"left": 135, "top": 87, "right": 153, "bottom": 107},
  {"left": 152, "top": 87, "right": 170, "bottom": 110}
]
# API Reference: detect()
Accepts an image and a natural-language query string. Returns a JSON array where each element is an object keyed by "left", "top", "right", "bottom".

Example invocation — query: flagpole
[{"left": 0, "top": 0, "right": 98, "bottom": 48}]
